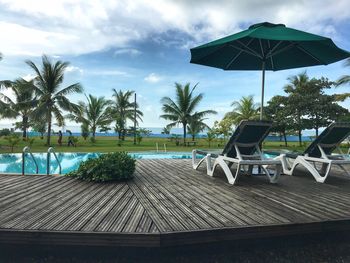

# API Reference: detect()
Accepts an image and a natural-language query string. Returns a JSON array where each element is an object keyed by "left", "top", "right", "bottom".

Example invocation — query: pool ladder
[
  {"left": 22, "top": 146, "right": 61, "bottom": 175},
  {"left": 155, "top": 143, "right": 167, "bottom": 153},
  {"left": 22, "top": 146, "right": 38, "bottom": 175}
]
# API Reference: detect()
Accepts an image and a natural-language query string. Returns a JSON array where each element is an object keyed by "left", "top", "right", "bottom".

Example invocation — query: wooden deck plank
[
  {"left": 1, "top": 179, "right": 93, "bottom": 229},
  {"left": 127, "top": 180, "right": 172, "bottom": 232},
  {"left": 94, "top": 189, "right": 135, "bottom": 232},
  {"left": 109, "top": 195, "right": 138, "bottom": 232},
  {"left": 0, "top": 178, "right": 78, "bottom": 225},
  {"left": 23, "top": 182, "right": 101, "bottom": 230},
  {"left": 146, "top": 160, "right": 289, "bottom": 225},
  {"left": 81, "top": 184, "right": 129, "bottom": 231},
  {"left": 135, "top": 211, "right": 153, "bottom": 233},
  {"left": 65, "top": 184, "right": 125, "bottom": 231},
  {"left": 49, "top": 184, "right": 116, "bottom": 231},
  {"left": 0, "top": 159, "right": 349, "bottom": 247},
  {"left": 121, "top": 201, "right": 145, "bottom": 233},
  {"left": 0, "top": 176, "right": 57, "bottom": 203},
  {"left": 135, "top": 164, "right": 205, "bottom": 230}
]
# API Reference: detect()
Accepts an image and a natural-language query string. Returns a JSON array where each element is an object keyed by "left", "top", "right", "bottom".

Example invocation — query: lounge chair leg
[
  {"left": 320, "top": 163, "right": 328, "bottom": 175},
  {"left": 192, "top": 150, "right": 207, "bottom": 170},
  {"left": 247, "top": 165, "right": 253, "bottom": 176},
  {"left": 208, "top": 158, "right": 238, "bottom": 185},
  {"left": 206, "top": 154, "right": 212, "bottom": 175},
  {"left": 263, "top": 165, "right": 281, "bottom": 183},
  {"left": 292, "top": 157, "right": 328, "bottom": 183},
  {"left": 276, "top": 154, "right": 293, "bottom": 176}
]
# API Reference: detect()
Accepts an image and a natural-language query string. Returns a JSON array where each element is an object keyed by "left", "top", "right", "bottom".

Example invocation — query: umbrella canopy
[{"left": 190, "top": 22, "right": 350, "bottom": 119}]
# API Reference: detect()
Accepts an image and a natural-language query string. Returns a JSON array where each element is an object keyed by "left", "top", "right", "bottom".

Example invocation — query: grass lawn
[{"left": 1, "top": 135, "right": 349, "bottom": 154}]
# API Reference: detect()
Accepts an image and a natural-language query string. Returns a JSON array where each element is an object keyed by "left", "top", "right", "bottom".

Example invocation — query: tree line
[
  {"left": 1, "top": 54, "right": 349, "bottom": 148},
  {"left": 212, "top": 68, "right": 350, "bottom": 146},
  {"left": 0, "top": 55, "right": 143, "bottom": 146}
]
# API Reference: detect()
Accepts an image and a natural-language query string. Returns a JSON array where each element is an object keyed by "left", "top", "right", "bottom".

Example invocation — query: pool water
[
  {"left": 0, "top": 151, "right": 279, "bottom": 175},
  {"left": 0, "top": 152, "right": 203, "bottom": 175}
]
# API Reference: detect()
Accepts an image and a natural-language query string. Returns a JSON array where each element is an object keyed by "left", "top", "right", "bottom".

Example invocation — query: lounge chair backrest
[
  {"left": 304, "top": 122, "right": 350, "bottom": 158},
  {"left": 222, "top": 120, "right": 273, "bottom": 157}
]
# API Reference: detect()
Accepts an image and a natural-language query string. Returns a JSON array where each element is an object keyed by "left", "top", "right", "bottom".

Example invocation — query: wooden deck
[{"left": 0, "top": 159, "right": 350, "bottom": 247}]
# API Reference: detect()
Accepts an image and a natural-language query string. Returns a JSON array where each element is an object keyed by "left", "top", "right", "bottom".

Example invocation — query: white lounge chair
[
  {"left": 192, "top": 120, "right": 282, "bottom": 185},
  {"left": 277, "top": 122, "right": 350, "bottom": 183}
]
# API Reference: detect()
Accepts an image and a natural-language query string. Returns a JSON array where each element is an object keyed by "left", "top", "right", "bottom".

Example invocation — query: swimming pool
[
  {"left": 0, "top": 151, "right": 280, "bottom": 175},
  {"left": 0, "top": 152, "right": 204, "bottom": 175}
]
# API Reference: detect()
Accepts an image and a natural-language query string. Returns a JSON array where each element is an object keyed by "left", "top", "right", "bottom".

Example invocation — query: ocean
[{"left": 0, "top": 124, "right": 318, "bottom": 141}]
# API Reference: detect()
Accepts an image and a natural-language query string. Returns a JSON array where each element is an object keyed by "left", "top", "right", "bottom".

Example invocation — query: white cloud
[
  {"left": 65, "top": 66, "right": 83, "bottom": 74},
  {"left": 22, "top": 73, "right": 35, "bottom": 81},
  {"left": 114, "top": 48, "right": 142, "bottom": 57},
  {"left": 144, "top": 73, "right": 161, "bottom": 83},
  {"left": 0, "top": 0, "right": 349, "bottom": 57}
]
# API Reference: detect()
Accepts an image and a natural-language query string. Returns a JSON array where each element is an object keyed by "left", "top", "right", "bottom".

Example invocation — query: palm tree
[
  {"left": 67, "top": 94, "right": 112, "bottom": 139},
  {"left": 0, "top": 78, "right": 37, "bottom": 140},
  {"left": 283, "top": 72, "right": 310, "bottom": 146},
  {"left": 336, "top": 58, "right": 350, "bottom": 101},
  {"left": 111, "top": 89, "right": 143, "bottom": 140},
  {"left": 225, "top": 95, "right": 259, "bottom": 125},
  {"left": 26, "top": 55, "right": 83, "bottom": 146},
  {"left": 187, "top": 115, "right": 210, "bottom": 141},
  {"left": 160, "top": 83, "right": 216, "bottom": 144}
]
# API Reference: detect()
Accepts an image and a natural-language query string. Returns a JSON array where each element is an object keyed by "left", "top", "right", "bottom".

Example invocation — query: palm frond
[{"left": 56, "top": 83, "right": 83, "bottom": 96}]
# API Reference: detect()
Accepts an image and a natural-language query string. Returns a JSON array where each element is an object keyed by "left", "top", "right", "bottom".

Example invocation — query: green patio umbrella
[{"left": 190, "top": 22, "right": 350, "bottom": 120}]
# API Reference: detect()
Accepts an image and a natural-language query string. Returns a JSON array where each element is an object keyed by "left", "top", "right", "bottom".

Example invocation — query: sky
[{"left": 0, "top": 0, "right": 349, "bottom": 131}]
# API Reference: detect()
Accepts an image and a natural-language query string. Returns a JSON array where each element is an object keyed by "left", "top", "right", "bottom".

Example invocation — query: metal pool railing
[
  {"left": 22, "top": 146, "right": 39, "bottom": 175},
  {"left": 21, "top": 146, "right": 62, "bottom": 175},
  {"left": 47, "top": 147, "right": 62, "bottom": 175}
]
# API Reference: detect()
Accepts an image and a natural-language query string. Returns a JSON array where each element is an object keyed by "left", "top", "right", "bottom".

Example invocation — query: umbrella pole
[{"left": 260, "top": 61, "right": 266, "bottom": 120}]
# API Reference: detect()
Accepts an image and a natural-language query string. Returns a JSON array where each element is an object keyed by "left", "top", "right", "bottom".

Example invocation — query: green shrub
[
  {"left": 0, "top": 128, "right": 11, "bottom": 137},
  {"left": 66, "top": 152, "right": 136, "bottom": 182},
  {"left": 4, "top": 133, "right": 21, "bottom": 153},
  {"left": 90, "top": 137, "right": 96, "bottom": 144}
]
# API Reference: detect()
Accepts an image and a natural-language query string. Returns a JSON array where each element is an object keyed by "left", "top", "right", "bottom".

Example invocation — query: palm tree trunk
[
  {"left": 298, "top": 129, "right": 302, "bottom": 147},
  {"left": 283, "top": 131, "right": 287, "bottom": 147},
  {"left": 183, "top": 123, "right": 187, "bottom": 145},
  {"left": 92, "top": 126, "right": 96, "bottom": 139},
  {"left": 47, "top": 111, "right": 52, "bottom": 146},
  {"left": 22, "top": 116, "right": 28, "bottom": 140}
]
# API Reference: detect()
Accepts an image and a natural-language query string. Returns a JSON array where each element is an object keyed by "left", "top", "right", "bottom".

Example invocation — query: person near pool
[
  {"left": 67, "top": 130, "right": 75, "bottom": 147},
  {"left": 58, "top": 130, "right": 63, "bottom": 146}
]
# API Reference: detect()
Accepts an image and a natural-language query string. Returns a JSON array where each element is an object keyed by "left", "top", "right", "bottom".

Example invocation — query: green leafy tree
[
  {"left": 264, "top": 95, "right": 292, "bottom": 146},
  {"left": 285, "top": 73, "right": 349, "bottom": 143},
  {"left": 187, "top": 115, "right": 210, "bottom": 141},
  {"left": 135, "top": 128, "right": 152, "bottom": 144},
  {"left": 283, "top": 72, "right": 311, "bottom": 146},
  {"left": 81, "top": 122, "right": 89, "bottom": 140},
  {"left": 224, "top": 95, "right": 259, "bottom": 125},
  {"left": 160, "top": 83, "right": 216, "bottom": 144},
  {"left": 31, "top": 121, "right": 46, "bottom": 139},
  {"left": 0, "top": 128, "right": 11, "bottom": 137},
  {"left": 212, "top": 118, "right": 234, "bottom": 142},
  {"left": 0, "top": 78, "right": 37, "bottom": 140},
  {"left": 161, "top": 127, "right": 171, "bottom": 135},
  {"left": 100, "top": 126, "right": 111, "bottom": 133},
  {"left": 5, "top": 133, "right": 21, "bottom": 153},
  {"left": 336, "top": 58, "right": 350, "bottom": 101},
  {"left": 111, "top": 89, "right": 143, "bottom": 140},
  {"left": 67, "top": 94, "right": 112, "bottom": 140},
  {"left": 26, "top": 55, "right": 83, "bottom": 146},
  {"left": 205, "top": 129, "right": 216, "bottom": 147}
]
